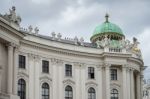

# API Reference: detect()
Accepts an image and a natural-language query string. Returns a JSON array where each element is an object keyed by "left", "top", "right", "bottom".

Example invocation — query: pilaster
[
  {"left": 96, "top": 65, "right": 103, "bottom": 99},
  {"left": 13, "top": 46, "right": 20, "bottom": 95},
  {"left": 104, "top": 63, "right": 111, "bottom": 99},
  {"left": 126, "top": 66, "right": 131, "bottom": 99},
  {"left": 122, "top": 64, "right": 127, "bottom": 99}
]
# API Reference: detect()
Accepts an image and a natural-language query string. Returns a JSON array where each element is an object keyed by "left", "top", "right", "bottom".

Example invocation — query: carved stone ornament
[
  {"left": 4, "top": 6, "right": 21, "bottom": 25},
  {"left": 63, "top": 79, "right": 75, "bottom": 85},
  {"left": 51, "top": 58, "right": 63, "bottom": 65},
  {"left": 85, "top": 81, "right": 98, "bottom": 86}
]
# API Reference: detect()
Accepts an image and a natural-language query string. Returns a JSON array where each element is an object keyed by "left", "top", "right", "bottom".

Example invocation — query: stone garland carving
[
  {"left": 63, "top": 79, "right": 75, "bottom": 85},
  {"left": 51, "top": 58, "right": 63, "bottom": 65}
]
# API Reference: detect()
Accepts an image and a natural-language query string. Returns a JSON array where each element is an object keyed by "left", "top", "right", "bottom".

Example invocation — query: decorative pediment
[
  {"left": 110, "top": 82, "right": 121, "bottom": 88},
  {"left": 85, "top": 81, "right": 98, "bottom": 86},
  {"left": 40, "top": 75, "right": 52, "bottom": 82},
  {"left": 18, "top": 70, "right": 29, "bottom": 78},
  {"left": 63, "top": 79, "right": 75, "bottom": 85}
]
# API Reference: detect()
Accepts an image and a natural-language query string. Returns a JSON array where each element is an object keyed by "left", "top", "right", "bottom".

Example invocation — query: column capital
[
  {"left": 96, "top": 65, "right": 103, "bottom": 71},
  {"left": 34, "top": 55, "right": 41, "bottom": 61}
]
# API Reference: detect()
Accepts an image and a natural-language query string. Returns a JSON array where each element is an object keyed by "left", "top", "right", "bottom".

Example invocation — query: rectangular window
[
  {"left": 88, "top": 67, "right": 95, "bottom": 79},
  {"left": 111, "top": 69, "right": 117, "bottom": 80},
  {"left": 19, "top": 55, "right": 26, "bottom": 69},
  {"left": 42, "top": 60, "right": 49, "bottom": 73},
  {"left": 65, "top": 64, "right": 72, "bottom": 77}
]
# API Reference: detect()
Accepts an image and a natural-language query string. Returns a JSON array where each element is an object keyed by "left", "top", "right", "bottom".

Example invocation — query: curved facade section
[{"left": 0, "top": 7, "right": 144, "bottom": 99}]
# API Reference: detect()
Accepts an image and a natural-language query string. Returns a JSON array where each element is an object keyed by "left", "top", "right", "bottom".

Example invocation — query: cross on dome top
[{"left": 105, "top": 13, "right": 109, "bottom": 22}]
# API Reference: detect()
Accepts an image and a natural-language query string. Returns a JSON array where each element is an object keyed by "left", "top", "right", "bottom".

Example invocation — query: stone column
[
  {"left": 127, "top": 67, "right": 130, "bottom": 99},
  {"left": 0, "top": 67, "right": 2, "bottom": 92},
  {"left": 13, "top": 46, "right": 19, "bottom": 95},
  {"left": 34, "top": 55, "right": 40, "bottom": 99},
  {"left": 122, "top": 65, "right": 127, "bottom": 99},
  {"left": 105, "top": 63, "right": 110, "bottom": 99},
  {"left": 136, "top": 72, "right": 141, "bottom": 99},
  {"left": 130, "top": 68, "right": 135, "bottom": 99},
  {"left": 28, "top": 54, "right": 35, "bottom": 99},
  {"left": 51, "top": 58, "right": 59, "bottom": 99},
  {"left": 7, "top": 43, "right": 14, "bottom": 94},
  {"left": 97, "top": 65, "right": 103, "bottom": 99},
  {"left": 57, "top": 59, "right": 63, "bottom": 99},
  {"left": 140, "top": 67, "right": 144, "bottom": 99}
]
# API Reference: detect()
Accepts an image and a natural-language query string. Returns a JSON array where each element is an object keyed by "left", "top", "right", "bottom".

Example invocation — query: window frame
[
  {"left": 110, "top": 69, "right": 117, "bottom": 80},
  {"left": 88, "top": 87, "right": 96, "bottom": 99},
  {"left": 19, "top": 55, "right": 26, "bottom": 69},
  {"left": 65, "top": 85, "right": 73, "bottom": 99},
  {"left": 18, "top": 79, "right": 26, "bottom": 99},
  {"left": 65, "top": 64, "right": 72, "bottom": 77},
  {"left": 111, "top": 89, "right": 119, "bottom": 99},
  {"left": 42, "top": 83, "right": 49, "bottom": 99},
  {"left": 42, "top": 60, "right": 49, "bottom": 73},
  {"left": 88, "top": 67, "right": 95, "bottom": 79}
]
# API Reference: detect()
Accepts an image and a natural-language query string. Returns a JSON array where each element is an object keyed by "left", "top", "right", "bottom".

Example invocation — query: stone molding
[
  {"left": 63, "top": 79, "right": 75, "bottom": 85},
  {"left": 85, "top": 81, "right": 98, "bottom": 87},
  {"left": 39, "top": 75, "right": 52, "bottom": 82}
]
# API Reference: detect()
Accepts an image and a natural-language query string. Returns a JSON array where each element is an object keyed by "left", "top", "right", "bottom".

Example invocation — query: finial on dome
[{"left": 105, "top": 13, "right": 109, "bottom": 22}]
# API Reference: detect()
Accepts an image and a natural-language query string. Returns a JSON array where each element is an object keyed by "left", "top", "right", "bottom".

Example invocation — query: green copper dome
[
  {"left": 90, "top": 14, "right": 125, "bottom": 43},
  {"left": 93, "top": 22, "right": 123, "bottom": 36}
]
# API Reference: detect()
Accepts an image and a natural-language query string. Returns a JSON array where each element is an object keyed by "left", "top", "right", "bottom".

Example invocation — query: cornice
[
  {"left": 0, "top": 17, "right": 25, "bottom": 38},
  {"left": 21, "top": 39, "right": 103, "bottom": 58}
]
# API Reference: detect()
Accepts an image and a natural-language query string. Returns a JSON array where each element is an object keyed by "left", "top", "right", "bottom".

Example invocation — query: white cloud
[{"left": 137, "top": 27, "right": 150, "bottom": 79}]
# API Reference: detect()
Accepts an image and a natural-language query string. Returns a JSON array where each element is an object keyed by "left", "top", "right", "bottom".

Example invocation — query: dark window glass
[
  {"left": 42, "top": 83, "right": 49, "bottom": 99},
  {"left": 111, "top": 89, "right": 119, "bottom": 99},
  {"left": 111, "top": 69, "right": 117, "bottom": 80},
  {"left": 88, "top": 67, "right": 95, "bottom": 79},
  {"left": 19, "top": 55, "right": 26, "bottom": 69},
  {"left": 42, "top": 60, "right": 49, "bottom": 73},
  {"left": 65, "top": 85, "right": 73, "bottom": 99},
  {"left": 88, "top": 87, "right": 96, "bottom": 99},
  {"left": 18, "top": 79, "right": 26, "bottom": 99},
  {"left": 65, "top": 64, "right": 72, "bottom": 77}
]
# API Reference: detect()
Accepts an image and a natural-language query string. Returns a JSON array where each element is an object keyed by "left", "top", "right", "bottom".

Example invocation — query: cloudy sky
[{"left": 0, "top": 0, "right": 150, "bottom": 78}]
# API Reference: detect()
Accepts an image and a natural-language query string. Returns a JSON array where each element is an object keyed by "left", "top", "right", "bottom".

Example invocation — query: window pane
[
  {"left": 19, "top": 55, "right": 26, "bottom": 69},
  {"left": 88, "top": 87, "right": 96, "bottom": 99},
  {"left": 42, "top": 83, "right": 49, "bottom": 99},
  {"left": 88, "top": 67, "right": 95, "bottom": 79},
  {"left": 65, "top": 64, "right": 72, "bottom": 77},
  {"left": 65, "top": 86, "right": 73, "bottom": 99},
  {"left": 42, "top": 60, "right": 49, "bottom": 73},
  {"left": 18, "top": 79, "right": 26, "bottom": 99}
]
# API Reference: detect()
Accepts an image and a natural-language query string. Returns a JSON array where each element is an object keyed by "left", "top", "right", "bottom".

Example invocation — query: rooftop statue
[{"left": 4, "top": 6, "right": 21, "bottom": 25}]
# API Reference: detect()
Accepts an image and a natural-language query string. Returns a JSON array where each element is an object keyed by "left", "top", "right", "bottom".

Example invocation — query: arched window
[
  {"left": 65, "top": 85, "right": 73, "bottom": 99},
  {"left": 18, "top": 79, "right": 26, "bottom": 99},
  {"left": 111, "top": 89, "right": 119, "bottom": 99},
  {"left": 42, "top": 83, "right": 49, "bottom": 99},
  {"left": 88, "top": 87, "right": 96, "bottom": 99}
]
